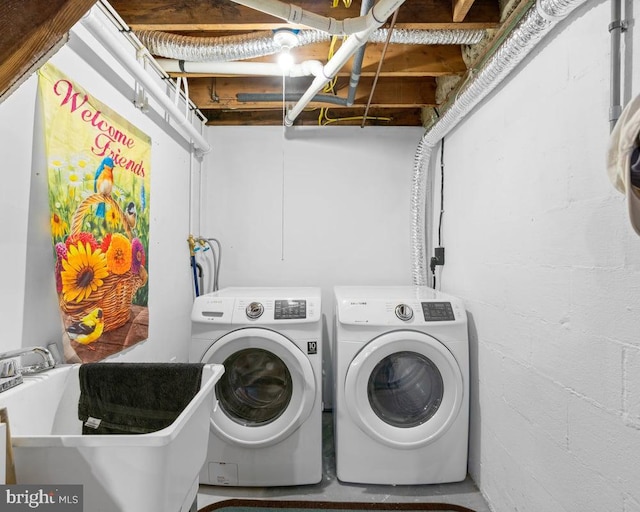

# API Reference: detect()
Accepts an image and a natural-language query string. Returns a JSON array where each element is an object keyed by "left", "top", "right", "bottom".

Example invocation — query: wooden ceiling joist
[
  {"left": 109, "top": 0, "right": 499, "bottom": 31},
  {"left": 0, "top": 0, "right": 97, "bottom": 102},
  {"left": 186, "top": 76, "right": 437, "bottom": 110}
]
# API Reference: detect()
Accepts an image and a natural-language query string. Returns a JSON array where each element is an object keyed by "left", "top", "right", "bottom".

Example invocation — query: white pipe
[
  {"left": 410, "top": 0, "right": 589, "bottom": 285},
  {"left": 157, "top": 58, "right": 324, "bottom": 78},
  {"left": 284, "top": 0, "right": 406, "bottom": 125},
  {"left": 80, "top": 9, "right": 211, "bottom": 156},
  {"left": 230, "top": 0, "right": 369, "bottom": 35}
]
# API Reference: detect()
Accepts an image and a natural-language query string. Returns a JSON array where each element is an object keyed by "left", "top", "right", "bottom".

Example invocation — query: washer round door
[
  {"left": 201, "top": 327, "right": 317, "bottom": 448},
  {"left": 344, "top": 330, "right": 464, "bottom": 449}
]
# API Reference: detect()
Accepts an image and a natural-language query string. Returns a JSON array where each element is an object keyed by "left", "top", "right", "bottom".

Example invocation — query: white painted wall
[
  {"left": 202, "top": 126, "right": 423, "bottom": 406},
  {"left": 430, "top": 1, "right": 640, "bottom": 510},
  {"left": 0, "top": 6, "right": 203, "bottom": 363}
]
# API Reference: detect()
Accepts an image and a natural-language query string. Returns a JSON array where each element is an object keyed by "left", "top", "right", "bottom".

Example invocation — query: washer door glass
[
  {"left": 201, "top": 327, "right": 317, "bottom": 448},
  {"left": 344, "top": 330, "right": 464, "bottom": 449},
  {"left": 217, "top": 348, "right": 292, "bottom": 426},
  {"left": 368, "top": 351, "right": 443, "bottom": 428}
]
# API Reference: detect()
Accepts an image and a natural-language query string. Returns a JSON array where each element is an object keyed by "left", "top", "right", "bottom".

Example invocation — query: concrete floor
[{"left": 197, "top": 412, "right": 491, "bottom": 512}]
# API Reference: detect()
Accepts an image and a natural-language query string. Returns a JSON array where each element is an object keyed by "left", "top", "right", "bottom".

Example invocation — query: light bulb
[{"left": 278, "top": 48, "right": 295, "bottom": 71}]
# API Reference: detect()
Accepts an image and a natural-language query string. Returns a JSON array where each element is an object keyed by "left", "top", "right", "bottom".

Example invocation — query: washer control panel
[
  {"left": 275, "top": 299, "right": 307, "bottom": 319},
  {"left": 192, "top": 289, "right": 321, "bottom": 324}
]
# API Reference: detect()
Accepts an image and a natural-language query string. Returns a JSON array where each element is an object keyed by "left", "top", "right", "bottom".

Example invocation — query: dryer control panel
[
  {"left": 421, "top": 301, "right": 455, "bottom": 321},
  {"left": 337, "top": 296, "right": 464, "bottom": 326}
]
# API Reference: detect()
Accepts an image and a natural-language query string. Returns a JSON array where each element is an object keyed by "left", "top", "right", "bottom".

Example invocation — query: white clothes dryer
[
  {"left": 190, "top": 287, "right": 323, "bottom": 487},
  {"left": 333, "top": 286, "right": 469, "bottom": 485}
]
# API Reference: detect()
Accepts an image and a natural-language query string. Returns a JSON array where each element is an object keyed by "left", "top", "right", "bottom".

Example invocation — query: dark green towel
[{"left": 78, "top": 362, "right": 204, "bottom": 435}]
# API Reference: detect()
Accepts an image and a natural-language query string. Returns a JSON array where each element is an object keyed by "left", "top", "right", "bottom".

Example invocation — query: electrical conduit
[
  {"left": 79, "top": 10, "right": 211, "bottom": 156},
  {"left": 410, "top": 0, "right": 589, "bottom": 286},
  {"left": 157, "top": 59, "right": 323, "bottom": 77}
]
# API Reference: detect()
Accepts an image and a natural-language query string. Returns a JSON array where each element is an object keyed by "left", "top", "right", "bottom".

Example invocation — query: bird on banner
[
  {"left": 94, "top": 157, "right": 115, "bottom": 218},
  {"left": 67, "top": 308, "right": 104, "bottom": 350},
  {"left": 124, "top": 201, "right": 137, "bottom": 230}
]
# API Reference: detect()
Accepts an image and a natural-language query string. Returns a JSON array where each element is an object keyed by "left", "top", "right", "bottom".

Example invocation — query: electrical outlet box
[{"left": 434, "top": 247, "right": 445, "bottom": 265}]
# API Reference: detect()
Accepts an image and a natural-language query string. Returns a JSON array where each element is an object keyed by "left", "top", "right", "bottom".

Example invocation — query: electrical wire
[
  {"left": 438, "top": 137, "right": 445, "bottom": 247},
  {"left": 362, "top": 9, "right": 399, "bottom": 127},
  {"left": 319, "top": 107, "right": 392, "bottom": 125},
  {"left": 431, "top": 137, "right": 445, "bottom": 289}
]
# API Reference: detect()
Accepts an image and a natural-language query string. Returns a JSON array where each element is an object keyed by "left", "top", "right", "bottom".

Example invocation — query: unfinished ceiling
[
  {"left": 108, "top": 0, "right": 523, "bottom": 127},
  {"left": 0, "top": 0, "right": 527, "bottom": 128}
]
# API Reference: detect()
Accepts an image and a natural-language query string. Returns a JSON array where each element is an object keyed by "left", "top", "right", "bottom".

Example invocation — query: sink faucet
[{"left": 0, "top": 347, "right": 56, "bottom": 375}]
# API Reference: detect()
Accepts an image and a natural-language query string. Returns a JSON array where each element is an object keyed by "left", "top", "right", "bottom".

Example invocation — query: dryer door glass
[
  {"left": 216, "top": 348, "right": 293, "bottom": 426},
  {"left": 367, "top": 351, "right": 443, "bottom": 428}
]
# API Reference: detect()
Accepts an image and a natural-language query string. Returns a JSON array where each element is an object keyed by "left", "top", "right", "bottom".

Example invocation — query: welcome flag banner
[{"left": 38, "top": 63, "right": 151, "bottom": 363}]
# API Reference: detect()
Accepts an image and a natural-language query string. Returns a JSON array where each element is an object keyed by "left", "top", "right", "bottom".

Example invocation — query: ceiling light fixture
[{"left": 274, "top": 29, "right": 299, "bottom": 71}]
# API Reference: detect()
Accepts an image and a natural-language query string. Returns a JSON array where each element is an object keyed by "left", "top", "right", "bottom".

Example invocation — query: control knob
[
  {"left": 395, "top": 303, "right": 414, "bottom": 321},
  {"left": 246, "top": 302, "right": 264, "bottom": 319}
]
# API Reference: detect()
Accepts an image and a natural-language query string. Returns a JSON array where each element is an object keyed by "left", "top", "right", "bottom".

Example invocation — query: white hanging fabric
[{"left": 607, "top": 93, "right": 640, "bottom": 236}]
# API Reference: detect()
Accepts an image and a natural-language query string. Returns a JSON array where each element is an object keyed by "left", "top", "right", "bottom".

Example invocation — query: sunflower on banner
[{"left": 38, "top": 63, "right": 151, "bottom": 363}]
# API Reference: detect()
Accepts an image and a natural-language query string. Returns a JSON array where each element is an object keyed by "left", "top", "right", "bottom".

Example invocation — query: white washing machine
[
  {"left": 190, "top": 287, "right": 323, "bottom": 487},
  {"left": 333, "top": 285, "right": 469, "bottom": 485}
]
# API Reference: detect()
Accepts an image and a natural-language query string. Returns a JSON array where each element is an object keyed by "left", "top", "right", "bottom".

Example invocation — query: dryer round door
[
  {"left": 344, "top": 330, "right": 463, "bottom": 449},
  {"left": 201, "top": 327, "right": 317, "bottom": 448}
]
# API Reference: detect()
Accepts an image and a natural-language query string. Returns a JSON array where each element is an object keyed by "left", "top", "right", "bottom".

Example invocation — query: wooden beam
[
  {"left": 202, "top": 107, "right": 424, "bottom": 126},
  {"left": 453, "top": 0, "right": 477, "bottom": 22},
  {"left": 0, "top": 0, "right": 96, "bottom": 102},
  {"left": 110, "top": 0, "right": 499, "bottom": 31},
  {"left": 186, "top": 76, "right": 437, "bottom": 109}
]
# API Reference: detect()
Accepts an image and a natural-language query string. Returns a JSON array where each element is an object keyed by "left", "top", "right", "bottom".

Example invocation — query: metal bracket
[{"left": 608, "top": 20, "right": 629, "bottom": 33}]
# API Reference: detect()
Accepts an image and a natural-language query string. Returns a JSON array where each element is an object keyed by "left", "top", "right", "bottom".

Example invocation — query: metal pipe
[
  {"left": 410, "top": 0, "right": 589, "bottom": 285},
  {"left": 609, "top": 0, "right": 623, "bottom": 131}
]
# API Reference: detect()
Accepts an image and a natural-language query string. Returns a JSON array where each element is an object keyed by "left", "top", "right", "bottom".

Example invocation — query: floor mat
[{"left": 199, "top": 499, "right": 476, "bottom": 512}]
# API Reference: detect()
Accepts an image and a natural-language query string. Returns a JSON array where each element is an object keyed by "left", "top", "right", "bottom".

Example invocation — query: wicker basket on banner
[{"left": 60, "top": 193, "right": 147, "bottom": 333}]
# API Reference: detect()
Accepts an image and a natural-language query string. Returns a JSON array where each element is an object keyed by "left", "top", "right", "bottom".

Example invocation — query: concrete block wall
[{"left": 431, "top": 1, "right": 640, "bottom": 510}]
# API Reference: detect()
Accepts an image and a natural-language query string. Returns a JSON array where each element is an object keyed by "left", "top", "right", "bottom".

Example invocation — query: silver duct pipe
[
  {"left": 137, "top": 29, "right": 485, "bottom": 62},
  {"left": 411, "top": 0, "right": 588, "bottom": 286}
]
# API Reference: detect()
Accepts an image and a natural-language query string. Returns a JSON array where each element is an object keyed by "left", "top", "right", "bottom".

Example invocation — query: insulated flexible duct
[
  {"left": 410, "top": 0, "right": 588, "bottom": 286},
  {"left": 137, "top": 29, "right": 485, "bottom": 62}
]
